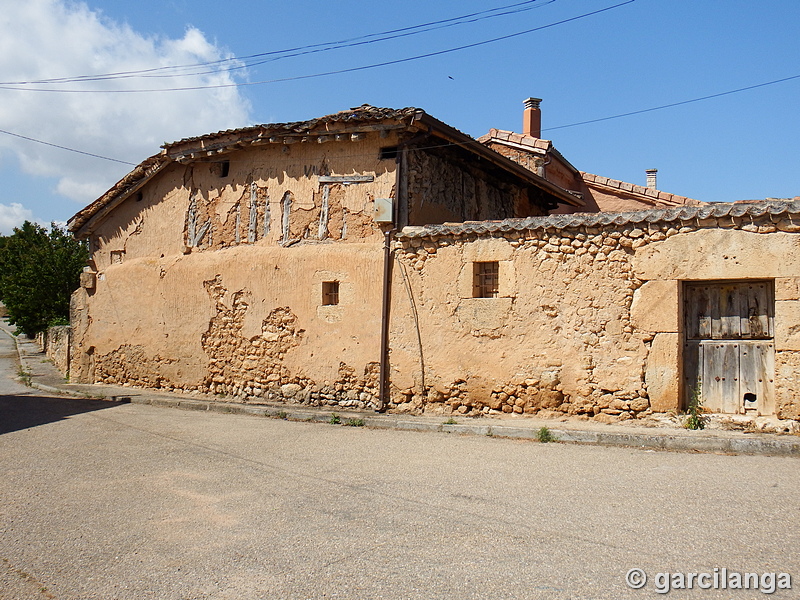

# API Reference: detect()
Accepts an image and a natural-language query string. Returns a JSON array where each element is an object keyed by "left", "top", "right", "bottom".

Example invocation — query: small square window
[
  {"left": 215, "top": 160, "right": 230, "bottom": 178},
  {"left": 473, "top": 262, "right": 499, "bottom": 298},
  {"left": 379, "top": 146, "right": 399, "bottom": 160},
  {"left": 322, "top": 281, "right": 340, "bottom": 305}
]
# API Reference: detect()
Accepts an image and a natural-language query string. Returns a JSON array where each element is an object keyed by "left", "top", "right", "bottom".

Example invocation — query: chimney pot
[
  {"left": 523, "top": 97, "right": 542, "bottom": 138},
  {"left": 524, "top": 97, "right": 541, "bottom": 110},
  {"left": 646, "top": 168, "right": 658, "bottom": 190}
]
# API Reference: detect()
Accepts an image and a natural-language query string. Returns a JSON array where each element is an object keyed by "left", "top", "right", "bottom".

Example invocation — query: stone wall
[
  {"left": 388, "top": 204, "right": 800, "bottom": 421},
  {"left": 42, "top": 325, "right": 70, "bottom": 378},
  {"left": 388, "top": 222, "right": 650, "bottom": 421}
]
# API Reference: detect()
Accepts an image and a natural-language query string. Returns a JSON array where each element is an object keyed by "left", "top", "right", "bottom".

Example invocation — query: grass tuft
[{"left": 536, "top": 426, "right": 556, "bottom": 443}]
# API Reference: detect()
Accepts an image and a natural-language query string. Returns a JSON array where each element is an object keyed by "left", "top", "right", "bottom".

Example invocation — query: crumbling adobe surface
[
  {"left": 390, "top": 208, "right": 800, "bottom": 422},
  {"left": 195, "top": 275, "right": 381, "bottom": 408},
  {"left": 95, "top": 344, "right": 178, "bottom": 388},
  {"left": 389, "top": 228, "right": 647, "bottom": 421},
  {"left": 66, "top": 113, "right": 800, "bottom": 424},
  {"left": 70, "top": 207, "right": 800, "bottom": 423}
]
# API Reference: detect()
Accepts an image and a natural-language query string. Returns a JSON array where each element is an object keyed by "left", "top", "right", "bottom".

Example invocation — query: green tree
[{"left": 0, "top": 221, "right": 88, "bottom": 337}]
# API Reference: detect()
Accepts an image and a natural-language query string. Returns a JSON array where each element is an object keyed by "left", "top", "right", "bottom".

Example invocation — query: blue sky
[{"left": 0, "top": 0, "right": 798, "bottom": 233}]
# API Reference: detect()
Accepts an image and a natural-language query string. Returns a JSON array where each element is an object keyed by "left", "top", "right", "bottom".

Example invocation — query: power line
[
  {"left": 185, "top": 0, "right": 559, "bottom": 82},
  {"left": 0, "top": 1, "right": 635, "bottom": 94},
  {"left": 0, "top": 0, "right": 556, "bottom": 86},
  {"left": 0, "top": 129, "right": 136, "bottom": 165},
  {"left": 3, "top": 71, "right": 798, "bottom": 169},
  {"left": 544, "top": 74, "right": 800, "bottom": 132}
]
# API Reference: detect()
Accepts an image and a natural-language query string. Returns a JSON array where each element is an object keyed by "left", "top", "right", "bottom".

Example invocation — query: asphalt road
[{"left": 1, "top": 331, "right": 798, "bottom": 600}]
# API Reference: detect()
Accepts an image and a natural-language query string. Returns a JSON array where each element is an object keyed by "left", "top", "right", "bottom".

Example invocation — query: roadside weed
[
  {"left": 685, "top": 384, "right": 705, "bottom": 430},
  {"left": 17, "top": 366, "right": 31, "bottom": 386},
  {"left": 537, "top": 426, "right": 556, "bottom": 443}
]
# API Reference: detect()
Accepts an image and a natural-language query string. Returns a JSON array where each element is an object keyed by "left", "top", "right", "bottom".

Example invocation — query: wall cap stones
[{"left": 396, "top": 200, "right": 800, "bottom": 241}]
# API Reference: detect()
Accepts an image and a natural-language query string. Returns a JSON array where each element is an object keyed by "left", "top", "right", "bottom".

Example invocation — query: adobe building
[{"left": 65, "top": 102, "right": 800, "bottom": 425}]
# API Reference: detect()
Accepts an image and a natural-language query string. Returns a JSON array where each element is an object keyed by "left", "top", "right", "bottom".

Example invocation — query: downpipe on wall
[{"left": 377, "top": 228, "right": 393, "bottom": 413}]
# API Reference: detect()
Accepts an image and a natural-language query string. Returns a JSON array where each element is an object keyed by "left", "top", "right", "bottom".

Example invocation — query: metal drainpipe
[
  {"left": 376, "top": 138, "right": 416, "bottom": 412},
  {"left": 377, "top": 227, "right": 393, "bottom": 412}
]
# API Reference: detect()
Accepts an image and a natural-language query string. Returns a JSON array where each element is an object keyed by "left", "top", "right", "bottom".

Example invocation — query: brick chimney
[
  {"left": 523, "top": 97, "right": 542, "bottom": 138},
  {"left": 645, "top": 168, "right": 658, "bottom": 190}
]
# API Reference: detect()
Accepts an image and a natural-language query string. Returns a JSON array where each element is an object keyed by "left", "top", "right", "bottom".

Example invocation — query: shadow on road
[{"left": 0, "top": 394, "right": 127, "bottom": 435}]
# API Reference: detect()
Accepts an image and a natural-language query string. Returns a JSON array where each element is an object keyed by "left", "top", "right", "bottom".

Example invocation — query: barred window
[
  {"left": 322, "top": 281, "right": 340, "bottom": 306},
  {"left": 473, "top": 262, "right": 499, "bottom": 298}
]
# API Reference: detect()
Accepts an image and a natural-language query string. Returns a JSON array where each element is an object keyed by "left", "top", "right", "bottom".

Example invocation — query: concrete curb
[
  {"left": 126, "top": 395, "right": 800, "bottom": 457},
  {"left": 4, "top": 322, "right": 799, "bottom": 457}
]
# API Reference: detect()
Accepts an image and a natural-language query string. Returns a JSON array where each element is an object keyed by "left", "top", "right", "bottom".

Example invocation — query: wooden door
[{"left": 683, "top": 281, "right": 774, "bottom": 414}]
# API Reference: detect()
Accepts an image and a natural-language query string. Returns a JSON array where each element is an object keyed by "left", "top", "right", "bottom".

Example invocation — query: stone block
[
  {"left": 645, "top": 333, "right": 680, "bottom": 412},
  {"left": 460, "top": 237, "right": 513, "bottom": 263},
  {"left": 775, "top": 278, "right": 800, "bottom": 301},
  {"left": 633, "top": 229, "right": 800, "bottom": 281},
  {"left": 80, "top": 271, "right": 96, "bottom": 290},
  {"left": 776, "top": 351, "right": 800, "bottom": 419},
  {"left": 455, "top": 297, "right": 512, "bottom": 332},
  {"left": 775, "top": 300, "right": 800, "bottom": 351},
  {"left": 630, "top": 280, "right": 679, "bottom": 333}
]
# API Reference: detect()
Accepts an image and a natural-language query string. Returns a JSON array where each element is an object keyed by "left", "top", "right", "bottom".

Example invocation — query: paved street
[{"left": 1, "top": 331, "right": 799, "bottom": 599}]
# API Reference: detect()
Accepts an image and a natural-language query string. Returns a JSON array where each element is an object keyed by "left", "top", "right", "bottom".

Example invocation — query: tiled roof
[
  {"left": 69, "top": 105, "right": 582, "bottom": 235},
  {"left": 68, "top": 106, "right": 433, "bottom": 234},
  {"left": 165, "top": 105, "right": 423, "bottom": 151},
  {"left": 397, "top": 200, "right": 800, "bottom": 240},
  {"left": 478, "top": 130, "right": 700, "bottom": 208},
  {"left": 581, "top": 171, "right": 700, "bottom": 206},
  {"left": 477, "top": 128, "right": 552, "bottom": 152}
]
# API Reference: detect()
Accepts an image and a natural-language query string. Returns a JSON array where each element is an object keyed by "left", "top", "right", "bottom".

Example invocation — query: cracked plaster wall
[
  {"left": 88, "top": 134, "right": 397, "bottom": 274},
  {"left": 388, "top": 217, "right": 800, "bottom": 422},
  {"left": 69, "top": 128, "right": 800, "bottom": 421},
  {"left": 72, "top": 243, "right": 386, "bottom": 408},
  {"left": 71, "top": 134, "right": 396, "bottom": 407}
]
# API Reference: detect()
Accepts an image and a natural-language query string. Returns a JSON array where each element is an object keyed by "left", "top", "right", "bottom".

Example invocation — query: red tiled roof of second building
[
  {"left": 580, "top": 172, "right": 700, "bottom": 207},
  {"left": 477, "top": 128, "right": 552, "bottom": 152}
]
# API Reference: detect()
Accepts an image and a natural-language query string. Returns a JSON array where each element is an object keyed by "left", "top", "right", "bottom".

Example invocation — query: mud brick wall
[{"left": 390, "top": 206, "right": 800, "bottom": 422}]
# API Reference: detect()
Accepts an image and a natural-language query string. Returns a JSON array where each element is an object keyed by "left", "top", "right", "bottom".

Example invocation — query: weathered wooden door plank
[
  {"left": 740, "top": 342, "right": 775, "bottom": 415},
  {"left": 702, "top": 341, "right": 740, "bottom": 413},
  {"left": 740, "top": 282, "right": 771, "bottom": 339},
  {"left": 683, "top": 341, "right": 702, "bottom": 408},
  {"left": 715, "top": 284, "right": 741, "bottom": 339}
]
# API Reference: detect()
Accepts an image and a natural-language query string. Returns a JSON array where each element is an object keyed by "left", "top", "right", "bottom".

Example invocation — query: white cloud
[
  {"left": 0, "top": 0, "right": 251, "bottom": 205},
  {"left": 0, "top": 203, "right": 34, "bottom": 235}
]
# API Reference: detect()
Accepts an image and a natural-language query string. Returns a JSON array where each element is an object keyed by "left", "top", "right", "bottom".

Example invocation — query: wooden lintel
[
  {"left": 318, "top": 175, "right": 375, "bottom": 184},
  {"left": 321, "top": 123, "right": 405, "bottom": 135}
]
